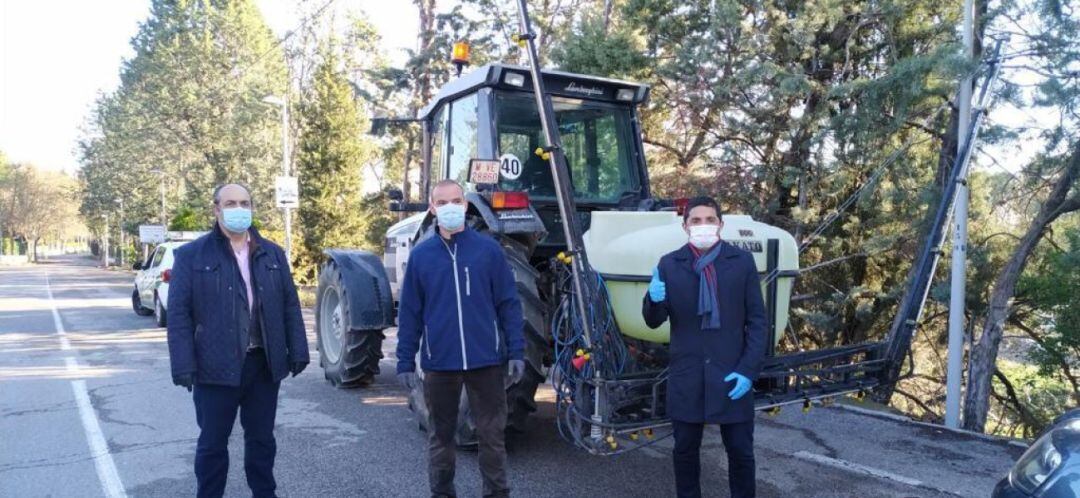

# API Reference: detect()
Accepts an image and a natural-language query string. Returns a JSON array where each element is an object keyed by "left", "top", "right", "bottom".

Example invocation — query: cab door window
[
  {"left": 447, "top": 93, "right": 480, "bottom": 186},
  {"left": 430, "top": 105, "right": 448, "bottom": 183}
]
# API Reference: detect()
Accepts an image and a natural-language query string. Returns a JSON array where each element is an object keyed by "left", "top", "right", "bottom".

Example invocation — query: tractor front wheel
[{"left": 316, "top": 259, "right": 385, "bottom": 388}]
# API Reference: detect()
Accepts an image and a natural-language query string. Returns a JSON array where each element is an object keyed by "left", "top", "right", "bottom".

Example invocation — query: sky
[
  {"left": 0, "top": 0, "right": 418, "bottom": 174},
  {"left": 0, "top": 1, "right": 1053, "bottom": 176}
]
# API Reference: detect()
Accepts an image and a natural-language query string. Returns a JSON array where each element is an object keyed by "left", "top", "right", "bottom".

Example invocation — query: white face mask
[
  {"left": 688, "top": 224, "right": 720, "bottom": 249},
  {"left": 435, "top": 203, "right": 466, "bottom": 231}
]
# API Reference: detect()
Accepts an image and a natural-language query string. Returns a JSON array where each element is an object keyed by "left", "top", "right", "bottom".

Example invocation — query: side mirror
[
  {"left": 132, "top": 262, "right": 142, "bottom": 271},
  {"left": 390, "top": 202, "right": 430, "bottom": 213},
  {"left": 388, "top": 188, "right": 404, "bottom": 201},
  {"left": 370, "top": 117, "right": 389, "bottom": 136}
]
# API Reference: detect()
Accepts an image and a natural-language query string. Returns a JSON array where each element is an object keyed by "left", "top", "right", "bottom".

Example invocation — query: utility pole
[{"left": 946, "top": 0, "right": 976, "bottom": 429}]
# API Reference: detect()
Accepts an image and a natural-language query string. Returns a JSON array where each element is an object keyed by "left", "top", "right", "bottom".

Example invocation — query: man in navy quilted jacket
[
  {"left": 167, "top": 183, "right": 308, "bottom": 498},
  {"left": 396, "top": 179, "right": 526, "bottom": 498}
]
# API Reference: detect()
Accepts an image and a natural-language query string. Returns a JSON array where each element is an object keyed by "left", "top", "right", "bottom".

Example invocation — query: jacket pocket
[
  {"left": 465, "top": 267, "right": 471, "bottom": 296},
  {"left": 264, "top": 261, "right": 282, "bottom": 292},
  {"left": 193, "top": 261, "right": 221, "bottom": 296},
  {"left": 493, "top": 319, "right": 500, "bottom": 354}
]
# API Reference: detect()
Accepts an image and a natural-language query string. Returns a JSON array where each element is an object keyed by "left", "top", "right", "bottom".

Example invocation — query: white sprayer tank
[{"left": 582, "top": 212, "right": 798, "bottom": 345}]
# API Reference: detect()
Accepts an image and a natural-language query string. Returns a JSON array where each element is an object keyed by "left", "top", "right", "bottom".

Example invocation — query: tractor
[{"left": 313, "top": 56, "right": 803, "bottom": 447}]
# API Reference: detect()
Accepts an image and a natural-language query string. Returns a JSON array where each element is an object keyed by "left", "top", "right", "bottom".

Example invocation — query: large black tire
[
  {"left": 412, "top": 238, "right": 548, "bottom": 445},
  {"left": 153, "top": 293, "right": 167, "bottom": 327},
  {"left": 501, "top": 240, "right": 548, "bottom": 434},
  {"left": 316, "top": 259, "right": 385, "bottom": 388},
  {"left": 132, "top": 289, "right": 153, "bottom": 316}
]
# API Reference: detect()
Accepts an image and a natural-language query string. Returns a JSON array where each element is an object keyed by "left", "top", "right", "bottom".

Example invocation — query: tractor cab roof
[{"left": 417, "top": 63, "right": 650, "bottom": 120}]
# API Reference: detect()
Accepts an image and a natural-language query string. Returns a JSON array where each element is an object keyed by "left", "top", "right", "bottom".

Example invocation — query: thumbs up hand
[{"left": 648, "top": 267, "right": 667, "bottom": 303}]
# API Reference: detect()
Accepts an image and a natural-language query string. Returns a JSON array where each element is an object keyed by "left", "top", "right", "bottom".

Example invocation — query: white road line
[
  {"left": 45, "top": 272, "right": 128, "bottom": 498},
  {"left": 792, "top": 450, "right": 924, "bottom": 487}
]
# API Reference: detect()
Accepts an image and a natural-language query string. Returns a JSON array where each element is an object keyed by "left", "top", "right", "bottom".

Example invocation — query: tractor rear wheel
[
  {"left": 317, "top": 259, "right": 385, "bottom": 388},
  {"left": 501, "top": 240, "right": 548, "bottom": 434}
]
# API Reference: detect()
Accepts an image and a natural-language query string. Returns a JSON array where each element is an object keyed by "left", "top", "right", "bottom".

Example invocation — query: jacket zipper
[
  {"left": 465, "top": 267, "right": 471, "bottom": 296},
  {"left": 441, "top": 239, "right": 469, "bottom": 369}
]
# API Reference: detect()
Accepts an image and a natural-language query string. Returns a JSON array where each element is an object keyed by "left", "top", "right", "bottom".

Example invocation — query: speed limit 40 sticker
[{"left": 499, "top": 153, "right": 523, "bottom": 180}]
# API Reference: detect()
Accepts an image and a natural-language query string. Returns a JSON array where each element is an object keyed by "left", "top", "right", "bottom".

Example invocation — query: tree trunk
[
  {"left": 603, "top": 0, "right": 614, "bottom": 33},
  {"left": 406, "top": 0, "right": 437, "bottom": 204},
  {"left": 962, "top": 140, "right": 1080, "bottom": 431}
]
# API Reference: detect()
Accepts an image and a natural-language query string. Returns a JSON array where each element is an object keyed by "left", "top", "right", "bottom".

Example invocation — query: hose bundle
[{"left": 548, "top": 255, "right": 670, "bottom": 454}]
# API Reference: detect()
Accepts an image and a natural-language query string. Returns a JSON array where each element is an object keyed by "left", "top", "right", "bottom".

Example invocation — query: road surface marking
[
  {"left": 45, "top": 271, "right": 128, "bottom": 498},
  {"left": 792, "top": 450, "right": 924, "bottom": 487}
]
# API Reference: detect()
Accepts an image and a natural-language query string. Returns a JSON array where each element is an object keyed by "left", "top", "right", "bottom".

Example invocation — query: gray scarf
[{"left": 691, "top": 243, "right": 724, "bottom": 330}]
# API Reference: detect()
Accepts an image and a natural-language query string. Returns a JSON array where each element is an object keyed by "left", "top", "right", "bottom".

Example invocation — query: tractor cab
[{"left": 401, "top": 63, "right": 653, "bottom": 254}]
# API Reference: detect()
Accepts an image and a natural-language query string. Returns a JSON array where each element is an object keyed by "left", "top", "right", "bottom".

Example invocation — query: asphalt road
[{"left": 1, "top": 255, "right": 1025, "bottom": 497}]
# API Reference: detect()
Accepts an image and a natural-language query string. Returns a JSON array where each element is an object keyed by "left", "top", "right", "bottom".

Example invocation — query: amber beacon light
[{"left": 452, "top": 41, "right": 471, "bottom": 76}]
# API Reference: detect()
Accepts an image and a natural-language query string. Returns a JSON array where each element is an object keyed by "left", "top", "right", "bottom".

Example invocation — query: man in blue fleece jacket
[{"left": 396, "top": 179, "right": 526, "bottom": 498}]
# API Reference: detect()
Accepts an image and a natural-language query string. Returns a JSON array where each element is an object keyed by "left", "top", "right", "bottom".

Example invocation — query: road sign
[
  {"left": 275, "top": 176, "right": 299, "bottom": 208},
  {"left": 499, "top": 153, "right": 522, "bottom": 180},
  {"left": 167, "top": 231, "right": 207, "bottom": 242},
  {"left": 138, "top": 225, "right": 166, "bottom": 244}
]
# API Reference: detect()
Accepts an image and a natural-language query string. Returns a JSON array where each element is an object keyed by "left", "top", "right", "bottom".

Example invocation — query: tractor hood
[{"left": 583, "top": 212, "right": 798, "bottom": 345}]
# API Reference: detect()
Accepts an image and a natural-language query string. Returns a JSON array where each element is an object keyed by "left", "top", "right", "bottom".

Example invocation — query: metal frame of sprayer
[
  {"left": 513, "top": 0, "right": 1007, "bottom": 456},
  {"left": 514, "top": 0, "right": 674, "bottom": 455}
]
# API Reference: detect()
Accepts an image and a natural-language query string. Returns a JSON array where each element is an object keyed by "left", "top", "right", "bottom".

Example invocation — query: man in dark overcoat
[
  {"left": 643, "top": 196, "right": 768, "bottom": 498},
  {"left": 168, "top": 183, "right": 309, "bottom": 498}
]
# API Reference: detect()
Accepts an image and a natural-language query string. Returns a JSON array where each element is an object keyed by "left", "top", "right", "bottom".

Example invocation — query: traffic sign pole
[
  {"left": 275, "top": 175, "right": 298, "bottom": 266},
  {"left": 281, "top": 100, "right": 292, "bottom": 266}
]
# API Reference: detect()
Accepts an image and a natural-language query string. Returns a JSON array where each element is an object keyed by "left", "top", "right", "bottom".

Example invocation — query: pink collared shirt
[{"left": 231, "top": 234, "right": 253, "bottom": 315}]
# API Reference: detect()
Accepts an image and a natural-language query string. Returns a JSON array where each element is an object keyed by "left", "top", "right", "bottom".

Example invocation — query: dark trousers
[
  {"left": 423, "top": 365, "right": 509, "bottom": 498},
  {"left": 672, "top": 419, "right": 755, "bottom": 498},
  {"left": 192, "top": 350, "right": 281, "bottom": 498}
]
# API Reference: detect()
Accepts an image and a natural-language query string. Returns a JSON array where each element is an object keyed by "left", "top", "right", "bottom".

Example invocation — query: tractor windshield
[{"left": 494, "top": 91, "right": 640, "bottom": 204}]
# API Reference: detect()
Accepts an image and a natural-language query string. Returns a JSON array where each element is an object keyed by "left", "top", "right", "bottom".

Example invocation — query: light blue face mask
[
  {"left": 221, "top": 207, "right": 252, "bottom": 233},
  {"left": 435, "top": 203, "right": 466, "bottom": 231}
]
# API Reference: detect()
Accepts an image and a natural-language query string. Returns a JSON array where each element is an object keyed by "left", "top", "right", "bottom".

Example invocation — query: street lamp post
[
  {"left": 116, "top": 198, "right": 125, "bottom": 266},
  {"left": 101, "top": 213, "right": 110, "bottom": 268},
  {"left": 262, "top": 95, "right": 292, "bottom": 264}
]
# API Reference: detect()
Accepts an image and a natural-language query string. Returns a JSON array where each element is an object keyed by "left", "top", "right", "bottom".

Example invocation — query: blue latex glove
[
  {"left": 725, "top": 372, "right": 752, "bottom": 400},
  {"left": 648, "top": 267, "right": 666, "bottom": 303}
]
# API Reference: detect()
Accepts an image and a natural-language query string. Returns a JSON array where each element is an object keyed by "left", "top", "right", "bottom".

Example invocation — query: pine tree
[
  {"left": 78, "top": 0, "right": 287, "bottom": 237},
  {"left": 294, "top": 47, "right": 376, "bottom": 282}
]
